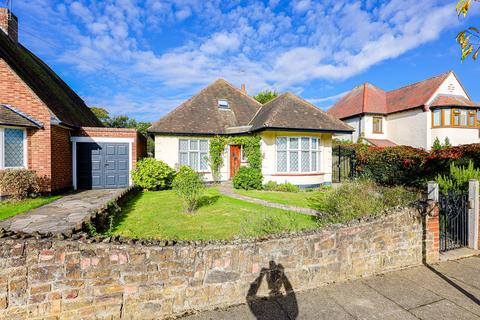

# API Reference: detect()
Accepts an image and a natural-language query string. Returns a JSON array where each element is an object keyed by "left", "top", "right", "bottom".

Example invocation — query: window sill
[
  {"left": 272, "top": 173, "right": 325, "bottom": 177},
  {"left": 431, "top": 126, "right": 479, "bottom": 129}
]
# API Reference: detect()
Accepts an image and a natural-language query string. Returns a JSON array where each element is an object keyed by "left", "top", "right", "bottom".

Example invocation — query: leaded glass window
[
  {"left": 178, "top": 139, "right": 209, "bottom": 171},
  {"left": 4, "top": 128, "right": 25, "bottom": 168},
  {"left": 276, "top": 137, "right": 320, "bottom": 173}
]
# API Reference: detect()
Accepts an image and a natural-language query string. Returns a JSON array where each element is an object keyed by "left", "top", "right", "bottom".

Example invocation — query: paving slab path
[
  {"left": 0, "top": 189, "right": 125, "bottom": 234},
  {"left": 218, "top": 183, "right": 320, "bottom": 216},
  {"left": 183, "top": 256, "right": 480, "bottom": 320}
]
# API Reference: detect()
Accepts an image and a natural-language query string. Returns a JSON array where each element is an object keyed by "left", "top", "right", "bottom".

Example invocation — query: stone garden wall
[{"left": 0, "top": 201, "right": 439, "bottom": 319}]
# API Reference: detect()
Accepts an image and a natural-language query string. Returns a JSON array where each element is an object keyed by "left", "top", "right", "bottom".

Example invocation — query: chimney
[
  {"left": 241, "top": 84, "right": 246, "bottom": 94},
  {"left": 0, "top": 8, "right": 18, "bottom": 43}
]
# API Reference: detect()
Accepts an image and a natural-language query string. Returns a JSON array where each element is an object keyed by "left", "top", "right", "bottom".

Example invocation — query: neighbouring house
[
  {"left": 0, "top": 8, "right": 146, "bottom": 194},
  {"left": 149, "top": 79, "right": 353, "bottom": 187},
  {"left": 328, "top": 71, "right": 480, "bottom": 149}
]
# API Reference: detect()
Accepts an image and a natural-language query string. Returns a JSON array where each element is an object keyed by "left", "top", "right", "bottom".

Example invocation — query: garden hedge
[{"left": 340, "top": 143, "right": 480, "bottom": 188}]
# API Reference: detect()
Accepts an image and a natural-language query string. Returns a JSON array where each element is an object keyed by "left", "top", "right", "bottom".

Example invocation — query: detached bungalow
[{"left": 149, "top": 79, "right": 352, "bottom": 187}]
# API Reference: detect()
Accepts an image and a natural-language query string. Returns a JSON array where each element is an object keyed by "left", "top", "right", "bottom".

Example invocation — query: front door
[{"left": 230, "top": 145, "right": 241, "bottom": 179}]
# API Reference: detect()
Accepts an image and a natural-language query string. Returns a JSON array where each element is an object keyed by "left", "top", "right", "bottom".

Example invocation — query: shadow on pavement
[
  {"left": 246, "top": 261, "right": 298, "bottom": 320},
  {"left": 425, "top": 264, "right": 480, "bottom": 306}
]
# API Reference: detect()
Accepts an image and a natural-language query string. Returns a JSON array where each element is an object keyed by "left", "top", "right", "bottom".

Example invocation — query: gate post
[
  {"left": 427, "top": 181, "right": 439, "bottom": 202},
  {"left": 468, "top": 180, "right": 479, "bottom": 250},
  {"left": 425, "top": 182, "right": 440, "bottom": 263}
]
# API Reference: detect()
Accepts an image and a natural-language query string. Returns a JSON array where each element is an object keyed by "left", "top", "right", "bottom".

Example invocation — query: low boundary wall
[{"left": 0, "top": 201, "right": 439, "bottom": 319}]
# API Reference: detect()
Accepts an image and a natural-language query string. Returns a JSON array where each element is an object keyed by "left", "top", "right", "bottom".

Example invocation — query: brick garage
[{"left": 0, "top": 8, "right": 146, "bottom": 193}]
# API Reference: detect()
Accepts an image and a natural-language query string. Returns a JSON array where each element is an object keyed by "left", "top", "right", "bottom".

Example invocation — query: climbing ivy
[{"left": 209, "top": 135, "right": 262, "bottom": 182}]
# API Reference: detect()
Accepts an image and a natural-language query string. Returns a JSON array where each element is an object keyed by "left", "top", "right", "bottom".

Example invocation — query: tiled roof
[
  {"left": 249, "top": 93, "right": 353, "bottom": 133},
  {"left": 0, "top": 31, "right": 102, "bottom": 128},
  {"left": 364, "top": 138, "right": 398, "bottom": 147},
  {"left": 149, "top": 80, "right": 354, "bottom": 135},
  {"left": 386, "top": 72, "right": 449, "bottom": 113},
  {"left": 328, "top": 72, "right": 455, "bottom": 119},
  {"left": 430, "top": 94, "right": 476, "bottom": 107},
  {"left": 148, "top": 79, "right": 262, "bottom": 135},
  {"left": 0, "top": 104, "right": 43, "bottom": 128}
]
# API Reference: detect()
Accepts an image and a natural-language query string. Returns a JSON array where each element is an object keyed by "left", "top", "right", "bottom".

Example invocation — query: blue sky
[{"left": 10, "top": 0, "right": 480, "bottom": 122}]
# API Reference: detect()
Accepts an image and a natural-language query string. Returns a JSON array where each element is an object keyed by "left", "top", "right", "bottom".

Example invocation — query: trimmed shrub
[
  {"left": 0, "top": 169, "right": 41, "bottom": 200},
  {"left": 131, "top": 158, "right": 176, "bottom": 191},
  {"left": 264, "top": 181, "right": 300, "bottom": 192},
  {"left": 232, "top": 167, "right": 263, "bottom": 190},
  {"left": 172, "top": 166, "right": 204, "bottom": 213}
]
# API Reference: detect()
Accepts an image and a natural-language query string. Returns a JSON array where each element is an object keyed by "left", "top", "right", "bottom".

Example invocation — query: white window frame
[
  {"left": 178, "top": 139, "right": 210, "bottom": 172},
  {"left": 240, "top": 145, "right": 247, "bottom": 162},
  {"left": 276, "top": 136, "right": 320, "bottom": 173},
  {"left": 0, "top": 127, "right": 28, "bottom": 169}
]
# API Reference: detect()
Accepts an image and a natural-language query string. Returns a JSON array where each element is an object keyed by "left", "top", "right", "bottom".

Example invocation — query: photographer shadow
[{"left": 246, "top": 261, "right": 298, "bottom": 320}]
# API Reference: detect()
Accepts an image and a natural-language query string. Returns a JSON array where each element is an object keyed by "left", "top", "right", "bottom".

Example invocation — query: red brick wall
[
  {"left": 75, "top": 127, "right": 147, "bottom": 170},
  {"left": 0, "top": 59, "right": 54, "bottom": 190},
  {"left": 50, "top": 126, "right": 72, "bottom": 191},
  {"left": 425, "top": 202, "right": 440, "bottom": 264}
]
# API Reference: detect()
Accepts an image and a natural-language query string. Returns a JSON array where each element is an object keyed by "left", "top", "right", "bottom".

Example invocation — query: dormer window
[{"left": 218, "top": 99, "right": 229, "bottom": 109}]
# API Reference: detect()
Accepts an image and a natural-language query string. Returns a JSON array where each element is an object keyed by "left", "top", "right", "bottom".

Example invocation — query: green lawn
[
  {"left": 111, "top": 188, "right": 318, "bottom": 240},
  {"left": 0, "top": 196, "right": 62, "bottom": 221},
  {"left": 234, "top": 189, "right": 315, "bottom": 208}
]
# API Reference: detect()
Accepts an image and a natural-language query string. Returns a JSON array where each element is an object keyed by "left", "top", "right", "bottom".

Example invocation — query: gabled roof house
[
  {"left": 0, "top": 8, "right": 146, "bottom": 194},
  {"left": 328, "top": 71, "right": 479, "bottom": 149},
  {"left": 149, "top": 79, "right": 352, "bottom": 187}
]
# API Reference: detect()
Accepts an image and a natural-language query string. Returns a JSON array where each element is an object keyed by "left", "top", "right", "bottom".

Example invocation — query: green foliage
[
  {"left": 264, "top": 181, "right": 300, "bottom": 192},
  {"left": 209, "top": 135, "right": 262, "bottom": 181},
  {"left": 456, "top": 0, "right": 480, "bottom": 60},
  {"left": 0, "top": 169, "right": 45, "bottom": 200},
  {"left": 253, "top": 90, "right": 278, "bottom": 104},
  {"left": 444, "top": 137, "right": 452, "bottom": 148},
  {"left": 90, "top": 106, "right": 110, "bottom": 123},
  {"left": 172, "top": 166, "right": 205, "bottom": 213},
  {"left": 432, "top": 137, "right": 443, "bottom": 151},
  {"left": 435, "top": 161, "right": 480, "bottom": 192},
  {"left": 232, "top": 167, "right": 263, "bottom": 190},
  {"left": 432, "top": 137, "right": 452, "bottom": 151},
  {"left": 131, "top": 158, "right": 176, "bottom": 191},
  {"left": 308, "top": 180, "right": 420, "bottom": 225},
  {"left": 89, "top": 107, "right": 155, "bottom": 155},
  {"left": 240, "top": 211, "right": 302, "bottom": 237}
]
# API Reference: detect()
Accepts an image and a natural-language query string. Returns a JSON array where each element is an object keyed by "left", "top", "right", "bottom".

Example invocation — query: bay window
[
  {"left": 276, "top": 137, "right": 319, "bottom": 173},
  {"left": 179, "top": 139, "right": 209, "bottom": 171},
  {"left": 0, "top": 127, "right": 26, "bottom": 169},
  {"left": 433, "top": 108, "right": 478, "bottom": 128}
]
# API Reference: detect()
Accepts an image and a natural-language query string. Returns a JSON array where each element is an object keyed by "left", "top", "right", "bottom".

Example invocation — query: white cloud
[{"left": 15, "top": 0, "right": 461, "bottom": 120}]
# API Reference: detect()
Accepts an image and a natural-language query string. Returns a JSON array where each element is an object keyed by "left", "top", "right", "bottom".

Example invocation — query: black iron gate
[
  {"left": 438, "top": 191, "right": 469, "bottom": 252},
  {"left": 332, "top": 146, "right": 356, "bottom": 183}
]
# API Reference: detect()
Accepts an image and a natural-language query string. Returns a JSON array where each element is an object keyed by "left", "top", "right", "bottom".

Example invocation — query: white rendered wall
[
  {"left": 154, "top": 135, "right": 229, "bottom": 182},
  {"left": 431, "top": 128, "right": 480, "bottom": 147},
  {"left": 427, "top": 73, "right": 469, "bottom": 105},
  {"left": 363, "top": 115, "right": 388, "bottom": 140},
  {"left": 387, "top": 109, "right": 429, "bottom": 149},
  {"left": 260, "top": 131, "right": 332, "bottom": 186}
]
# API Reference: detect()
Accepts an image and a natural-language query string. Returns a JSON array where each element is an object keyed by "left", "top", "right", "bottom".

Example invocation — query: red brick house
[{"left": 0, "top": 8, "right": 146, "bottom": 193}]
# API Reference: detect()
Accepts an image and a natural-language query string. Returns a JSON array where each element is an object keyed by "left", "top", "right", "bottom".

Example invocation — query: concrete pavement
[{"left": 183, "top": 256, "right": 480, "bottom": 320}]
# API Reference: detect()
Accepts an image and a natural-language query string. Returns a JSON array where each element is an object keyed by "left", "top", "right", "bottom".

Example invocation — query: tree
[
  {"left": 89, "top": 107, "right": 155, "bottom": 155},
  {"left": 90, "top": 107, "right": 110, "bottom": 123},
  {"left": 253, "top": 90, "right": 278, "bottom": 104},
  {"left": 456, "top": 0, "right": 480, "bottom": 60}
]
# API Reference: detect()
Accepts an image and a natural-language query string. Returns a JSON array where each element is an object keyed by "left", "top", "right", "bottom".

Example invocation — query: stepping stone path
[{"left": 218, "top": 182, "right": 320, "bottom": 216}]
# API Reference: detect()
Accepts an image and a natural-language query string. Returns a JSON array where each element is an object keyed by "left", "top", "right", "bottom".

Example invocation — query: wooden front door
[{"left": 230, "top": 145, "right": 241, "bottom": 179}]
